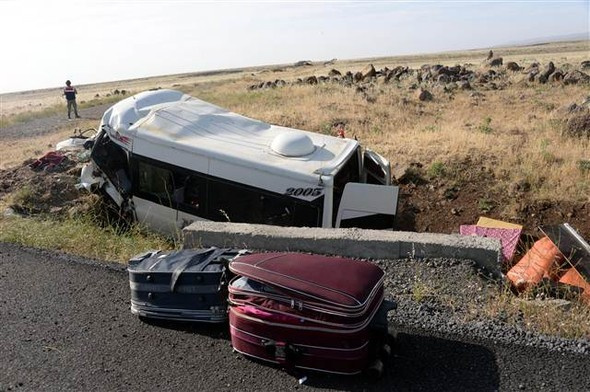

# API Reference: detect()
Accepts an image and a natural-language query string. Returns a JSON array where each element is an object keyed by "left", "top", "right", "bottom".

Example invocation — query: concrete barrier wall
[{"left": 183, "top": 222, "right": 503, "bottom": 278}]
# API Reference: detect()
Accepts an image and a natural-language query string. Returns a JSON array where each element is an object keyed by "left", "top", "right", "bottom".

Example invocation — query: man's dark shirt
[{"left": 64, "top": 86, "right": 76, "bottom": 101}]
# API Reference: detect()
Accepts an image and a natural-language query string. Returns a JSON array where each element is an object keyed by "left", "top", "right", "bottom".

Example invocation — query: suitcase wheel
[
  {"left": 380, "top": 343, "right": 392, "bottom": 360},
  {"left": 365, "top": 359, "right": 384, "bottom": 379},
  {"left": 387, "top": 325, "right": 398, "bottom": 348},
  {"left": 388, "top": 325, "right": 398, "bottom": 340}
]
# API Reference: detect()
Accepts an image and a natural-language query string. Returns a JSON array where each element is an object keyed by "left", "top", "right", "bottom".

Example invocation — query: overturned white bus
[{"left": 80, "top": 89, "right": 399, "bottom": 235}]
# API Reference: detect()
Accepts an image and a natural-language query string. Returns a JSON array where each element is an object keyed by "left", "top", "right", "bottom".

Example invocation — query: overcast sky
[{"left": 0, "top": 0, "right": 588, "bottom": 93}]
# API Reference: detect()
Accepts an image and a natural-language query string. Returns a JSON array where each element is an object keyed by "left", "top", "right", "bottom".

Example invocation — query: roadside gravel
[
  {"left": 377, "top": 258, "right": 590, "bottom": 356},
  {"left": 1, "top": 243, "right": 588, "bottom": 391}
]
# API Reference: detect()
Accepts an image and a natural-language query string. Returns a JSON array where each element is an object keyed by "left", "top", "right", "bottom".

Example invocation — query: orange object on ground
[
  {"left": 507, "top": 237, "right": 564, "bottom": 291},
  {"left": 559, "top": 267, "right": 590, "bottom": 304},
  {"left": 477, "top": 216, "right": 523, "bottom": 230}
]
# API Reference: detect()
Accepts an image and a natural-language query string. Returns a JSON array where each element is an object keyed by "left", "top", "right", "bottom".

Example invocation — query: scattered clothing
[{"left": 29, "top": 151, "right": 67, "bottom": 172}]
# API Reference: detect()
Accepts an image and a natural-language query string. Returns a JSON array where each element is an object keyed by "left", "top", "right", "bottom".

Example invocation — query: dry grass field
[
  {"left": 0, "top": 40, "right": 589, "bottom": 339},
  {"left": 0, "top": 41, "right": 590, "bottom": 231},
  {"left": 1, "top": 40, "right": 589, "bottom": 236}
]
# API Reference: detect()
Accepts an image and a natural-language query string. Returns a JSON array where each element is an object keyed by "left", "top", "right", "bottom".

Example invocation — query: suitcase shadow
[
  {"left": 136, "top": 318, "right": 500, "bottom": 391},
  {"left": 304, "top": 332, "right": 500, "bottom": 392},
  {"left": 137, "top": 317, "right": 230, "bottom": 340}
]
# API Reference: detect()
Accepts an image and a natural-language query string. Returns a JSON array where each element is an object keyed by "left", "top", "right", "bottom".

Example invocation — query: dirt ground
[{"left": 394, "top": 157, "right": 590, "bottom": 238}]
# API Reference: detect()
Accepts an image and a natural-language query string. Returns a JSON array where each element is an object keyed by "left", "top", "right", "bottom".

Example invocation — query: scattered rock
[
  {"left": 563, "top": 70, "right": 590, "bottom": 85},
  {"left": 581, "top": 60, "right": 590, "bottom": 70},
  {"left": 538, "top": 62, "right": 555, "bottom": 84},
  {"left": 527, "top": 69, "right": 539, "bottom": 82},
  {"left": 506, "top": 61, "right": 521, "bottom": 71},
  {"left": 564, "top": 113, "right": 590, "bottom": 138},
  {"left": 360, "top": 64, "right": 376, "bottom": 80},
  {"left": 294, "top": 60, "right": 312, "bottom": 67},
  {"left": 457, "top": 80, "right": 471, "bottom": 90},
  {"left": 304, "top": 76, "right": 318, "bottom": 85},
  {"left": 549, "top": 70, "right": 564, "bottom": 82},
  {"left": 3, "top": 207, "right": 17, "bottom": 217},
  {"left": 328, "top": 69, "right": 341, "bottom": 77},
  {"left": 416, "top": 88, "right": 433, "bottom": 101},
  {"left": 488, "top": 57, "right": 503, "bottom": 67},
  {"left": 578, "top": 159, "right": 590, "bottom": 172},
  {"left": 437, "top": 74, "right": 451, "bottom": 84}
]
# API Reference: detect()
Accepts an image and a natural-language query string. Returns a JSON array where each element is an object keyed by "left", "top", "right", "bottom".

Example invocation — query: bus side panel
[{"left": 132, "top": 197, "right": 179, "bottom": 236}]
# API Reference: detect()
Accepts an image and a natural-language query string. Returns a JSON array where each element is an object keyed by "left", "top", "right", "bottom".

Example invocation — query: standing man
[{"left": 64, "top": 80, "right": 80, "bottom": 119}]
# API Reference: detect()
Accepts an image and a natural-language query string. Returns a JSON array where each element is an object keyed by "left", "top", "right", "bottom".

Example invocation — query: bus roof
[{"left": 100, "top": 90, "right": 358, "bottom": 182}]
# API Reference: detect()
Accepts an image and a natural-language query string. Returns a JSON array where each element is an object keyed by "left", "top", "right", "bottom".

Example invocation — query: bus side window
[
  {"left": 178, "top": 175, "right": 205, "bottom": 214},
  {"left": 136, "top": 161, "right": 175, "bottom": 207},
  {"left": 259, "top": 195, "right": 293, "bottom": 226}
]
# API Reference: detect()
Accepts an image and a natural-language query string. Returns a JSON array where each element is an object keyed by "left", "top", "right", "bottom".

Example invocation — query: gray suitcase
[{"left": 128, "top": 247, "right": 246, "bottom": 322}]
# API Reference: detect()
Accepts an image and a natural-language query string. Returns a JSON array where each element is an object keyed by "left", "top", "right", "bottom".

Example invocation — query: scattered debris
[
  {"left": 29, "top": 152, "right": 67, "bottom": 172},
  {"left": 507, "top": 236, "right": 563, "bottom": 291},
  {"left": 56, "top": 128, "right": 97, "bottom": 152},
  {"left": 506, "top": 224, "right": 590, "bottom": 304},
  {"left": 460, "top": 224, "right": 521, "bottom": 262}
]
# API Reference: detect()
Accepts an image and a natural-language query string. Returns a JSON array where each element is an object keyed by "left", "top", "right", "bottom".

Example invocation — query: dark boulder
[
  {"left": 360, "top": 64, "right": 377, "bottom": 80},
  {"left": 437, "top": 74, "right": 451, "bottom": 84},
  {"left": 304, "top": 76, "right": 318, "bottom": 85},
  {"left": 549, "top": 70, "right": 564, "bottom": 82},
  {"left": 538, "top": 62, "right": 555, "bottom": 84},
  {"left": 506, "top": 61, "right": 521, "bottom": 71},
  {"left": 563, "top": 70, "right": 590, "bottom": 85},
  {"left": 416, "top": 88, "right": 433, "bottom": 101},
  {"left": 457, "top": 80, "right": 472, "bottom": 90},
  {"left": 488, "top": 57, "right": 503, "bottom": 67}
]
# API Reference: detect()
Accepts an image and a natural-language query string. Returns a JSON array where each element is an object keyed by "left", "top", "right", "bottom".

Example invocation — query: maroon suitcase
[{"left": 228, "top": 252, "right": 392, "bottom": 375}]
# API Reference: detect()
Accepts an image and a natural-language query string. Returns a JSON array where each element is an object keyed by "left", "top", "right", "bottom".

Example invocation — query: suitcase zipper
[{"left": 229, "top": 304, "right": 379, "bottom": 333}]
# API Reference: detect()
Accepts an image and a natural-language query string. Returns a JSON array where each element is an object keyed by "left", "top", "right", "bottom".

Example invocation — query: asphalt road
[{"left": 1, "top": 243, "right": 588, "bottom": 392}]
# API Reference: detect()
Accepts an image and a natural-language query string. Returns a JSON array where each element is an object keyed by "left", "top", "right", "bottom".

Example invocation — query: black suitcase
[{"left": 128, "top": 247, "right": 246, "bottom": 322}]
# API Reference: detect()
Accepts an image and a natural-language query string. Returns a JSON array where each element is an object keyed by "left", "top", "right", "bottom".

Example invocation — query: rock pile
[{"left": 247, "top": 52, "right": 590, "bottom": 94}]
